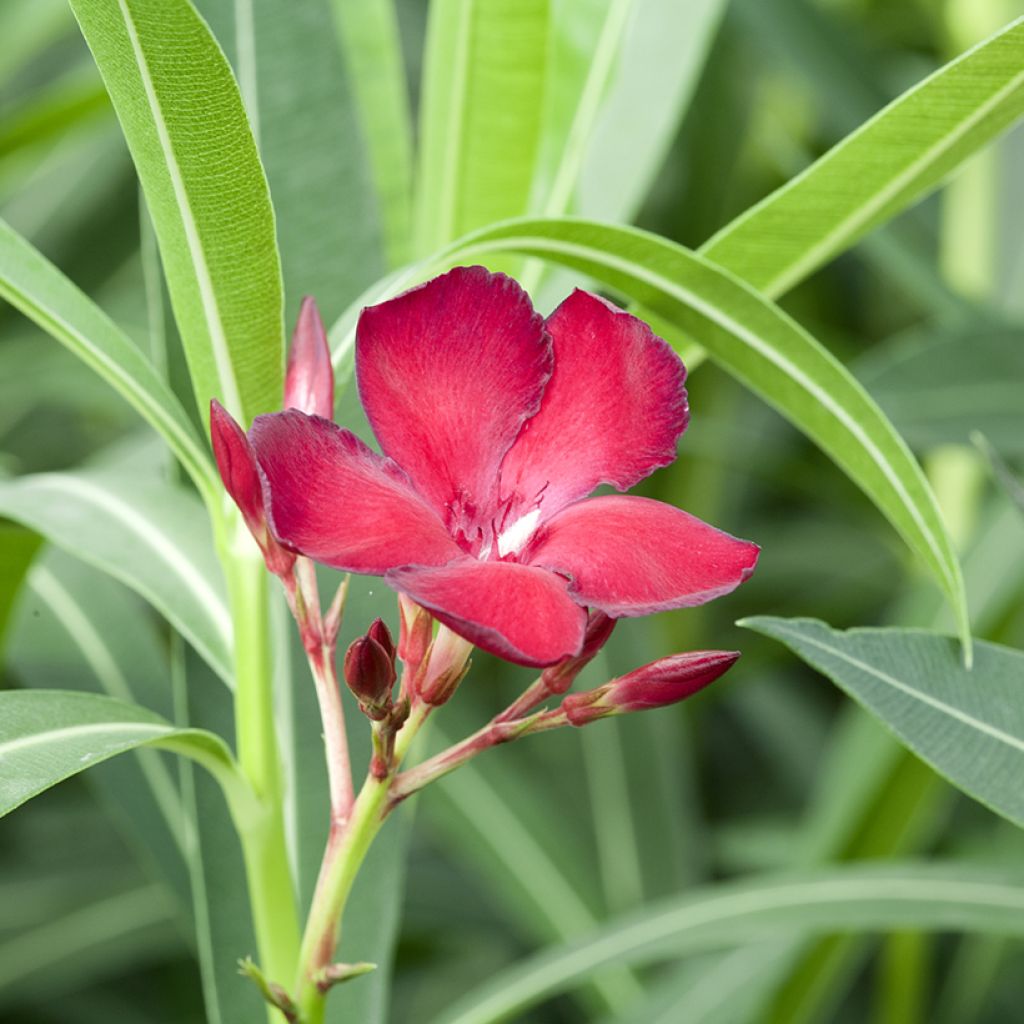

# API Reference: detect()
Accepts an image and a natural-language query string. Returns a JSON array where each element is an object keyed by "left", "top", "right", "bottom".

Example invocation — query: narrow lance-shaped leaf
[
  {"left": 573, "top": 0, "right": 728, "bottom": 223},
  {"left": 331, "top": 0, "right": 414, "bottom": 268},
  {"left": 0, "top": 218, "right": 218, "bottom": 501},
  {"left": 742, "top": 617, "right": 1024, "bottom": 830},
  {"left": 436, "top": 217, "right": 970, "bottom": 654},
  {"left": 0, "top": 689, "right": 253, "bottom": 825},
  {"left": 69, "top": 0, "right": 284, "bottom": 426},
  {"left": 701, "top": 16, "right": 1024, "bottom": 298},
  {"left": 0, "top": 467, "right": 232, "bottom": 684},
  {"left": 416, "top": 0, "right": 550, "bottom": 255},
  {"left": 194, "top": 0, "right": 387, "bottom": 321},
  {"left": 431, "top": 864, "right": 1024, "bottom": 1024}
]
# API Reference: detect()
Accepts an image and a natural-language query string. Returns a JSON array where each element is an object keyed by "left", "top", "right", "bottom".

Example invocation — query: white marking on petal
[{"left": 497, "top": 508, "right": 542, "bottom": 558}]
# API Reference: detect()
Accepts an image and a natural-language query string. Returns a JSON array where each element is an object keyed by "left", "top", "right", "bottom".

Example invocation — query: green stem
[
  {"left": 220, "top": 518, "right": 302, "bottom": 995},
  {"left": 294, "top": 775, "right": 390, "bottom": 1023},
  {"left": 294, "top": 700, "right": 432, "bottom": 1022}
]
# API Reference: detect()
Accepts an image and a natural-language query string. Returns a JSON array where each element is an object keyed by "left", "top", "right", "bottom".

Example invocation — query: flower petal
[
  {"left": 249, "top": 410, "right": 462, "bottom": 573},
  {"left": 500, "top": 290, "right": 688, "bottom": 520},
  {"left": 526, "top": 495, "right": 759, "bottom": 616},
  {"left": 386, "top": 560, "right": 587, "bottom": 668},
  {"left": 356, "top": 266, "right": 552, "bottom": 532}
]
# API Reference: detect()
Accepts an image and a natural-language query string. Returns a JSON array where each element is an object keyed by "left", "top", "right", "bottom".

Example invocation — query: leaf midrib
[{"left": 117, "top": 0, "right": 244, "bottom": 419}]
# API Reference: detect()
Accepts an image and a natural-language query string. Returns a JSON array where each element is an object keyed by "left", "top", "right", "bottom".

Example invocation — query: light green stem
[
  {"left": 220, "top": 522, "right": 302, "bottom": 997},
  {"left": 294, "top": 701, "right": 432, "bottom": 1022},
  {"left": 294, "top": 775, "right": 390, "bottom": 1023}
]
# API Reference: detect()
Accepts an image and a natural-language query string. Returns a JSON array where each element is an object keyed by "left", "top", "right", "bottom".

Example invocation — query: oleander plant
[{"left": 1, "top": 1, "right": 1023, "bottom": 1022}]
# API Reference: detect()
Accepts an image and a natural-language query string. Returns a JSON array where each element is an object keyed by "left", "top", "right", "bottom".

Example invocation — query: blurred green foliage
[{"left": 1, "top": 0, "right": 1023, "bottom": 1022}]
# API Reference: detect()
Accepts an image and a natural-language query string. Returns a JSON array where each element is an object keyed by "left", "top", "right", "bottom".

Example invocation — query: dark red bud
[
  {"left": 343, "top": 635, "right": 397, "bottom": 715},
  {"left": 285, "top": 296, "right": 334, "bottom": 419},
  {"left": 610, "top": 650, "right": 739, "bottom": 710},
  {"left": 541, "top": 610, "right": 616, "bottom": 695},
  {"left": 562, "top": 650, "right": 739, "bottom": 726},
  {"left": 366, "top": 618, "right": 396, "bottom": 664}
]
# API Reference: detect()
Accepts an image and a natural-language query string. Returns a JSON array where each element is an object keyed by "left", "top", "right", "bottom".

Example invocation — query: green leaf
[
  {"left": 0, "top": 883, "right": 180, "bottom": 1007},
  {"left": 700, "top": 16, "right": 1024, "bottom": 298},
  {"left": 0, "top": 465, "right": 232, "bottom": 684},
  {"left": 415, "top": 0, "right": 549, "bottom": 254},
  {"left": 423, "top": 719, "right": 644, "bottom": 1018},
  {"left": 331, "top": 0, "right": 413, "bottom": 268},
  {"left": 438, "top": 217, "right": 969, "bottom": 652},
  {"left": 194, "top": 0, "right": 387, "bottom": 321},
  {"left": 569, "top": 0, "right": 727, "bottom": 223},
  {"left": 0, "top": 218, "right": 218, "bottom": 500},
  {"left": 0, "top": 689, "right": 248, "bottom": 821},
  {"left": 0, "top": 524, "right": 40, "bottom": 655},
  {"left": 431, "top": 864, "right": 1024, "bottom": 1024},
  {"left": 8, "top": 551, "right": 193, "bottom": 919},
  {"left": 857, "top": 326, "right": 1024, "bottom": 457},
  {"left": 69, "top": 0, "right": 284, "bottom": 426},
  {"left": 740, "top": 617, "right": 1024, "bottom": 830}
]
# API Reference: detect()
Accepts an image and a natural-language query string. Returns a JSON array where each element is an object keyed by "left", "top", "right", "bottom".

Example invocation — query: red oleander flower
[{"left": 216, "top": 267, "right": 759, "bottom": 667}]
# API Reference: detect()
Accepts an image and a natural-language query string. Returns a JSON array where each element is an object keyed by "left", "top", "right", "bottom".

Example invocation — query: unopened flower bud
[
  {"left": 397, "top": 592, "right": 432, "bottom": 667},
  {"left": 210, "top": 399, "right": 295, "bottom": 577},
  {"left": 541, "top": 610, "right": 615, "bottom": 695},
  {"left": 562, "top": 650, "right": 739, "bottom": 726},
  {"left": 284, "top": 296, "right": 334, "bottom": 419},
  {"left": 366, "top": 617, "right": 396, "bottom": 663},
  {"left": 416, "top": 625, "right": 473, "bottom": 706},
  {"left": 344, "top": 634, "right": 397, "bottom": 717}
]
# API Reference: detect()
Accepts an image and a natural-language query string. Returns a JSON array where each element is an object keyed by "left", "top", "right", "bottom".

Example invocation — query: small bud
[
  {"left": 541, "top": 610, "right": 615, "bottom": 695},
  {"left": 238, "top": 957, "right": 297, "bottom": 1021},
  {"left": 562, "top": 650, "right": 739, "bottom": 726},
  {"left": 397, "top": 592, "right": 432, "bottom": 667},
  {"left": 314, "top": 961, "right": 377, "bottom": 994},
  {"left": 416, "top": 625, "right": 473, "bottom": 706},
  {"left": 344, "top": 634, "right": 397, "bottom": 716},
  {"left": 366, "top": 617, "right": 396, "bottom": 663},
  {"left": 285, "top": 296, "right": 334, "bottom": 418},
  {"left": 210, "top": 400, "right": 295, "bottom": 577}
]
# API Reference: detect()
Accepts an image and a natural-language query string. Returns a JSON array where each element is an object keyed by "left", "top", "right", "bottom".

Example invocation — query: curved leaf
[
  {"left": 415, "top": 0, "right": 550, "bottom": 254},
  {"left": 0, "top": 689, "right": 251, "bottom": 823},
  {"left": 0, "top": 467, "right": 232, "bottom": 684},
  {"left": 0, "top": 218, "right": 218, "bottom": 500},
  {"left": 331, "top": 0, "right": 413, "bottom": 268},
  {"left": 701, "top": 16, "right": 1024, "bottom": 297},
  {"left": 438, "top": 217, "right": 969, "bottom": 652},
  {"left": 432, "top": 864, "right": 1024, "bottom": 1024},
  {"left": 69, "top": 0, "right": 284, "bottom": 425},
  {"left": 741, "top": 617, "right": 1024, "bottom": 829}
]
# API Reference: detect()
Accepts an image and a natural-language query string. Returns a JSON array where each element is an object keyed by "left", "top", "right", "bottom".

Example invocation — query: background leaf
[
  {"left": 0, "top": 688, "right": 241, "bottom": 819},
  {"left": 742, "top": 617, "right": 1024, "bottom": 830},
  {"left": 0, "top": 464, "right": 232, "bottom": 683},
  {"left": 69, "top": 0, "right": 283, "bottom": 425},
  {"left": 415, "top": 0, "right": 550, "bottom": 254}
]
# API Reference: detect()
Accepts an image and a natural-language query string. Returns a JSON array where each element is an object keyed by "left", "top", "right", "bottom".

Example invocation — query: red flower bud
[
  {"left": 540, "top": 610, "right": 615, "bottom": 695},
  {"left": 210, "top": 399, "right": 295, "bottom": 577},
  {"left": 367, "top": 617, "right": 396, "bottom": 663},
  {"left": 344, "top": 634, "right": 397, "bottom": 716},
  {"left": 562, "top": 650, "right": 739, "bottom": 726},
  {"left": 284, "top": 296, "right": 334, "bottom": 419}
]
